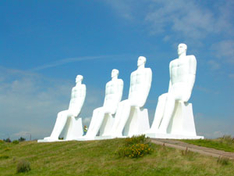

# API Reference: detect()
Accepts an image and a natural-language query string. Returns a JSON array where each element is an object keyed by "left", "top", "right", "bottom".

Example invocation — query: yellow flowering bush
[{"left": 116, "top": 135, "right": 154, "bottom": 158}]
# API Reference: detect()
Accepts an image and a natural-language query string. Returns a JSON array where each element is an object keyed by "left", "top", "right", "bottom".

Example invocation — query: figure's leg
[
  {"left": 85, "top": 107, "right": 105, "bottom": 138},
  {"left": 110, "top": 100, "right": 131, "bottom": 137},
  {"left": 150, "top": 93, "right": 168, "bottom": 131},
  {"left": 49, "top": 110, "right": 68, "bottom": 139},
  {"left": 158, "top": 94, "right": 176, "bottom": 133}
]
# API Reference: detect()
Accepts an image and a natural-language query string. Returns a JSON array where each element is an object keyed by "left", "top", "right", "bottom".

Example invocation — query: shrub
[
  {"left": 12, "top": 140, "right": 19, "bottom": 144},
  {"left": 0, "top": 140, "right": 4, "bottom": 144},
  {"left": 18, "top": 137, "right": 26, "bottom": 142},
  {"left": 4, "top": 138, "right": 11, "bottom": 143},
  {"left": 117, "top": 143, "right": 153, "bottom": 158},
  {"left": 16, "top": 160, "right": 31, "bottom": 173},
  {"left": 125, "top": 135, "right": 147, "bottom": 145},
  {"left": 217, "top": 156, "right": 229, "bottom": 166},
  {"left": 116, "top": 135, "right": 154, "bottom": 158}
]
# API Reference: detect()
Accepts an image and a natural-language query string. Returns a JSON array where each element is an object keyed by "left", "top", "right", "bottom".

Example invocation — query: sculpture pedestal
[
  {"left": 99, "top": 113, "right": 115, "bottom": 137},
  {"left": 146, "top": 102, "right": 203, "bottom": 139},
  {"left": 38, "top": 116, "right": 83, "bottom": 142},
  {"left": 62, "top": 116, "right": 83, "bottom": 140},
  {"left": 124, "top": 107, "right": 150, "bottom": 137}
]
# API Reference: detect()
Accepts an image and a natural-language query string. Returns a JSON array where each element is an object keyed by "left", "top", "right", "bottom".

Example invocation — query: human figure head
[
  {"left": 137, "top": 56, "right": 146, "bottom": 67},
  {"left": 111, "top": 69, "right": 119, "bottom": 79},
  {"left": 178, "top": 43, "right": 187, "bottom": 57},
  {"left": 76, "top": 75, "right": 83, "bottom": 84}
]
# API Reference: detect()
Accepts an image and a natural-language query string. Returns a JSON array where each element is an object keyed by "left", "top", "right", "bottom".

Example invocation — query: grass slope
[
  {"left": 0, "top": 138, "right": 234, "bottom": 176},
  {"left": 182, "top": 135, "right": 234, "bottom": 152}
]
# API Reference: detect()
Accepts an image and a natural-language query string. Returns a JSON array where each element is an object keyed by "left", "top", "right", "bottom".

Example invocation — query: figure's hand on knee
[{"left": 67, "top": 110, "right": 76, "bottom": 117}]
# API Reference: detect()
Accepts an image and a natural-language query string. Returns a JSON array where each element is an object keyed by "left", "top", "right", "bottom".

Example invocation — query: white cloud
[
  {"left": 211, "top": 40, "right": 234, "bottom": 64},
  {"left": 145, "top": 0, "right": 226, "bottom": 39},
  {"left": 103, "top": 1, "right": 134, "bottom": 20},
  {"left": 103, "top": 0, "right": 234, "bottom": 41},
  {"left": 30, "top": 55, "right": 110, "bottom": 71},
  {"left": 215, "top": 1, "right": 234, "bottom": 35}
]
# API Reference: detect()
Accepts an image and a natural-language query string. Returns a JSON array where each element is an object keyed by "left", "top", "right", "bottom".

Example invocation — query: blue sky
[{"left": 0, "top": 0, "right": 233, "bottom": 140}]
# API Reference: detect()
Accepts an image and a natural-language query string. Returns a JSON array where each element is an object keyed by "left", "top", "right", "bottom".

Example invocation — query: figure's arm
[
  {"left": 103, "top": 82, "right": 109, "bottom": 107},
  {"left": 187, "top": 56, "right": 197, "bottom": 94},
  {"left": 128, "top": 72, "right": 133, "bottom": 99},
  {"left": 139, "top": 68, "right": 152, "bottom": 107},
  {"left": 117, "top": 79, "right": 124, "bottom": 103},
  {"left": 182, "top": 56, "right": 197, "bottom": 102},
  {"left": 168, "top": 61, "right": 173, "bottom": 93}
]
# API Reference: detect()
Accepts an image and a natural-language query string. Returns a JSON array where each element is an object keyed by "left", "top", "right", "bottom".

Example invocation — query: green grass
[
  {"left": 182, "top": 135, "right": 234, "bottom": 152},
  {"left": 0, "top": 138, "right": 234, "bottom": 176}
]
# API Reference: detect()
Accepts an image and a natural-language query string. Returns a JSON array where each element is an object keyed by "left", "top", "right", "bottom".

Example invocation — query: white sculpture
[
  {"left": 146, "top": 43, "right": 203, "bottom": 139},
  {"left": 38, "top": 75, "right": 86, "bottom": 142},
  {"left": 84, "top": 69, "right": 123, "bottom": 139},
  {"left": 106, "top": 56, "right": 152, "bottom": 137}
]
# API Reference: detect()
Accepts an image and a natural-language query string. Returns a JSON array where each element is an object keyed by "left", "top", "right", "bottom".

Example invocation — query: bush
[
  {"left": 16, "top": 160, "right": 31, "bottom": 173},
  {"left": 125, "top": 135, "right": 147, "bottom": 145},
  {"left": 0, "top": 140, "right": 4, "bottom": 144},
  {"left": 12, "top": 140, "right": 19, "bottom": 144},
  {"left": 117, "top": 143, "right": 153, "bottom": 158},
  {"left": 4, "top": 138, "right": 11, "bottom": 143},
  {"left": 116, "top": 135, "right": 154, "bottom": 158},
  {"left": 18, "top": 137, "right": 26, "bottom": 142}
]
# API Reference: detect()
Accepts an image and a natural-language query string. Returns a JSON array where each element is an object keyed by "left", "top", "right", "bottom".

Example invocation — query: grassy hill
[
  {"left": 0, "top": 137, "right": 234, "bottom": 176},
  {"left": 182, "top": 135, "right": 234, "bottom": 152}
]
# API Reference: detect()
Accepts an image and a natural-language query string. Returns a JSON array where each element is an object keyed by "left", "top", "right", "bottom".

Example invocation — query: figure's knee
[
  {"left": 159, "top": 93, "right": 168, "bottom": 100},
  {"left": 57, "top": 111, "right": 67, "bottom": 119},
  {"left": 93, "top": 107, "right": 103, "bottom": 116}
]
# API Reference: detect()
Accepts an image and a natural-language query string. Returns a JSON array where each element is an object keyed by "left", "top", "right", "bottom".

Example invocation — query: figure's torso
[
  {"left": 128, "top": 68, "right": 152, "bottom": 106},
  {"left": 69, "top": 84, "right": 86, "bottom": 111},
  {"left": 103, "top": 79, "right": 123, "bottom": 112},
  {"left": 170, "top": 56, "right": 196, "bottom": 86},
  {"left": 169, "top": 56, "right": 196, "bottom": 100}
]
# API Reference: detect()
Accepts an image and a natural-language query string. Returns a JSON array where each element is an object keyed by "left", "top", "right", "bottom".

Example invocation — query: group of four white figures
[{"left": 39, "top": 43, "right": 203, "bottom": 142}]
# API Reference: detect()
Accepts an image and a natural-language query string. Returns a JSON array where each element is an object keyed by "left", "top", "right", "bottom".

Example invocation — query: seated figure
[
  {"left": 106, "top": 56, "right": 152, "bottom": 137},
  {"left": 84, "top": 69, "right": 123, "bottom": 139},
  {"left": 39, "top": 75, "right": 86, "bottom": 142},
  {"left": 147, "top": 43, "right": 202, "bottom": 138}
]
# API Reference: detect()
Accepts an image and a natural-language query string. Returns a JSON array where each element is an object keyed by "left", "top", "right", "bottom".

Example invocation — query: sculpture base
[
  {"left": 38, "top": 117, "right": 83, "bottom": 143},
  {"left": 99, "top": 113, "right": 114, "bottom": 137},
  {"left": 147, "top": 102, "right": 202, "bottom": 139},
  {"left": 38, "top": 139, "right": 63, "bottom": 143},
  {"left": 146, "top": 133, "right": 204, "bottom": 139},
  {"left": 123, "top": 107, "right": 150, "bottom": 137},
  {"left": 75, "top": 135, "right": 127, "bottom": 141},
  {"left": 167, "top": 102, "right": 197, "bottom": 136},
  {"left": 63, "top": 116, "right": 83, "bottom": 140}
]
